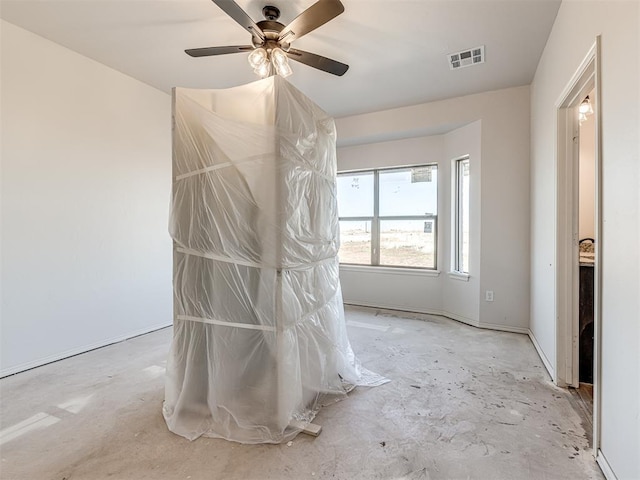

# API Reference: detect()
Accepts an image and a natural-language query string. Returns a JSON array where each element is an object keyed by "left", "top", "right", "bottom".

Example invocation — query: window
[
  {"left": 337, "top": 165, "right": 438, "bottom": 269},
  {"left": 454, "top": 157, "right": 470, "bottom": 273}
]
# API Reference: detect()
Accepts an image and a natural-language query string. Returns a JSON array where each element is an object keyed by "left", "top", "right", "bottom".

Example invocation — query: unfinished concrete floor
[{"left": 0, "top": 306, "right": 603, "bottom": 480}]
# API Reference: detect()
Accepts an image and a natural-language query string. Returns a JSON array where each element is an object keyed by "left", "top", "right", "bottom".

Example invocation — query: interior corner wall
[
  {"left": 335, "top": 85, "right": 530, "bottom": 333},
  {"left": 529, "top": 2, "right": 639, "bottom": 478},
  {"left": 441, "top": 121, "right": 481, "bottom": 325},
  {"left": 0, "top": 20, "right": 173, "bottom": 376}
]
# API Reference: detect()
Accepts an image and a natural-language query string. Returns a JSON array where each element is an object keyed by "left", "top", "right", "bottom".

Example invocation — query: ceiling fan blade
[
  {"left": 211, "top": 0, "right": 265, "bottom": 41},
  {"left": 278, "top": 0, "right": 344, "bottom": 43},
  {"left": 185, "top": 45, "right": 253, "bottom": 57},
  {"left": 287, "top": 48, "right": 349, "bottom": 76}
]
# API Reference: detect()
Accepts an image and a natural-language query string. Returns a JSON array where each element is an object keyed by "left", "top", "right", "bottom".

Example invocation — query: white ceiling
[{"left": 0, "top": 0, "right": 561, "bottom": 118}]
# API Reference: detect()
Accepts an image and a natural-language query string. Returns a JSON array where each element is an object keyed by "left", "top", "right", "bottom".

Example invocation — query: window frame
[
  {"left": 337, "top": 164, "right": 438, "bottom": 270},
  {"left": 453, "top": 156, "right": 470, "bottom": 274}
]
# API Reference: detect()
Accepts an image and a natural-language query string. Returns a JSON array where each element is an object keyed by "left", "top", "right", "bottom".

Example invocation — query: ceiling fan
[{"left": 185, "top": 0, "right": 349, "bottom": 77}]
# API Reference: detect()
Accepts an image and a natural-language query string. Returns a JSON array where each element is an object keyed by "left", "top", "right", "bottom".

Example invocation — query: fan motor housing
[{"left": 253, "top": 20, "right": 287, "bottom": 49}]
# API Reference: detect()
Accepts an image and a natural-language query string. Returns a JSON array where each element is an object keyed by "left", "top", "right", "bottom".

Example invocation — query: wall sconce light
[{"left": 579, "top": 96, "right": 594, "bottom": 124}]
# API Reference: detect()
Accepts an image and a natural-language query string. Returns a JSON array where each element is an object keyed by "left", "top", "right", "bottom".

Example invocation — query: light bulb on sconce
[
  {"left": 579, "top": 96, "right": 594, "bottom": 115},
  {"left": 578, "top": 95, "right": 594, "bottom": 125}
]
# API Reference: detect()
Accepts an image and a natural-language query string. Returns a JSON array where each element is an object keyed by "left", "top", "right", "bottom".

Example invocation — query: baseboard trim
[
  {"left": 596, "top": 450, "right": 618, "bottom": 480},
  {"left": 0, "top": 322, "right": 172, "bottom": 378},
  {"left": 479, "top": 322, "right": 529, "bottom": 335},
  {"left": 527, "top": 329, "right": 555, "bottom": 380},
  {"left": 438, "top": 310, "right": 479, "bottom": 328},
  {"left": 345, "top": 300, "right": 443, "bottom": 320},
  {"left": 344, "top": 301, "right": 528, "bottom": 335}
]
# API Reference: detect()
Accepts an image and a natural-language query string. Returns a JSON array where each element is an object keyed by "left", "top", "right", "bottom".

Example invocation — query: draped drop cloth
[{"left": 163, "top": 76, "right": 387, "bottom": 444}]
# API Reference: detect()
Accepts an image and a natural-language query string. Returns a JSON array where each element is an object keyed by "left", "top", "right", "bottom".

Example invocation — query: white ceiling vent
[{"left": 448, "top": 46, "right": 485, "bottom": 70}]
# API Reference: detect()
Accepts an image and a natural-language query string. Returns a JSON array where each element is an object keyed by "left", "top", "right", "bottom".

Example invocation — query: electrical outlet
[{"left": 485, "top": 290, "right": 494, "bottom": 302}]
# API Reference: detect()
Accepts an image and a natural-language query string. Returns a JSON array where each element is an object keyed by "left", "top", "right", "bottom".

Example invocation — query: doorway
[
  {"left": 555, "top": 37, "right": 602, "bottom": 455},
  {"left": 575, "top": 88, "right": 596, "bottom": 435}
]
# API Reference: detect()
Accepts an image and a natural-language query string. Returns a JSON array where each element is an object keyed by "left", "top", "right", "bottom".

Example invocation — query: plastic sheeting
[{"left": 163, "top": 76, "right": 387, "bottom": 444}]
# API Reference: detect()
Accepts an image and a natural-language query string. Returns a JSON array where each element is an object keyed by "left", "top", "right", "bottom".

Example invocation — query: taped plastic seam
[
  {"left": 177, "top": 315, "right": 277, "bottom": 332},
  {"left": 163, "top": 77, "right": 388, "bottom": 444},
  {"left": 175, "top": 154, "right": 267, "bottom": 181},
  {"left": 177, "top": 246, "right": 337, "bottom": 270}
]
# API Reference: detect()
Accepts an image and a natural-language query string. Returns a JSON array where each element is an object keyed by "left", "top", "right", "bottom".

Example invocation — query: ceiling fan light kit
[
  {"left": 186, "top": 0, "right": 349, "bottom": 78},
  {"left": 248, "top": 46, "right": 292, "bottom": 78}
]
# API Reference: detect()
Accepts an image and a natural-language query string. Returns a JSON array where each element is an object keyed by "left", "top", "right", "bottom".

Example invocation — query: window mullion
[
  {"left": 372, "top": 170, "right": 380, "bottom": 266},
  {"left": 455, "top": 161, "right": 461, "bottom": 271}
]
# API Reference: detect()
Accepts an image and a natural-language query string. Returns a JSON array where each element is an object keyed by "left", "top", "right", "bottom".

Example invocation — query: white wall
[
  {"left": 579, "top": 110, "right": 595, "bottom": 240},
  {"left": 336, "top": 86, "right": 530, "bottom": 333},
  {"left": 529, "top": 2, "right": 639, "bottom": 478},
  {"left": 442, "top": 121, "right": 481, "bottom": 325},
  {"left": 0, "top": 21, "right": 173, "bottom": 376}
]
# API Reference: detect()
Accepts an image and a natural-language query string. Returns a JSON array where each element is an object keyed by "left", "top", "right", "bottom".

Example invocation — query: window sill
[
  {"left": 448, "top": 271, "right": 470, "bottom": 282},
  {"left": 339, "top": 264, "right": 440, "bottom": 277}
]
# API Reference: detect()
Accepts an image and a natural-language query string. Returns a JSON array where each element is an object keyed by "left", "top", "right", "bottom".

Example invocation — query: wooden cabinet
[{"left": 579, "top": 264, "right": 594, "bottom": 384}]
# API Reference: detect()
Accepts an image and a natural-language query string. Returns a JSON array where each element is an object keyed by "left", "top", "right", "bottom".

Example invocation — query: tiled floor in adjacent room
[{"left": 0, "top": 306, "right": 603, "bottom": 480}]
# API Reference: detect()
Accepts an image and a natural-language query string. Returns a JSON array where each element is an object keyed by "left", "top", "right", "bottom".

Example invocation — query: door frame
[{"left": 554, "top": 36, "right": 602, "bottom": 453}]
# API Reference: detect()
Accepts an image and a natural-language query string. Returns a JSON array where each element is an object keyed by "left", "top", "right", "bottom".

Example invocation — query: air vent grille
[{"left": 448, "top": 45, "right": 485, "bottom": 70}]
